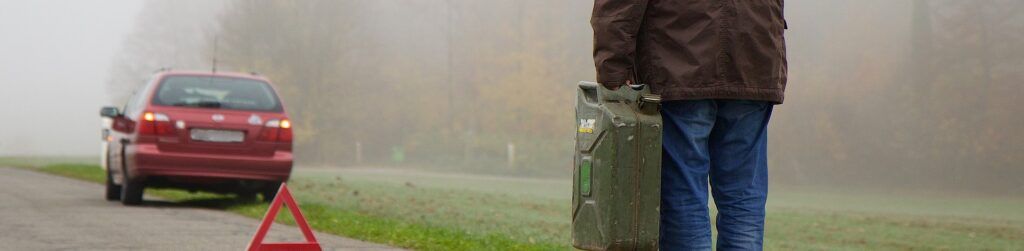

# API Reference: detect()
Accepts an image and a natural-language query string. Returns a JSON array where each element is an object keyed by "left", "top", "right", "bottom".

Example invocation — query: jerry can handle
[
  {"left": 579, "top": 81, "right": 600, "bottom": 90},
  {"left": 579, "top": 81, "right": 643, "bottom": 91},
  {"left": 639, "top": 93, "right": 661, "bottom": 111},
  {"left": 640, "top": 93, "right": 660, "bottom": 103},
  {"left": 579, "top": 82, "right": 600, "bottom": 104}
]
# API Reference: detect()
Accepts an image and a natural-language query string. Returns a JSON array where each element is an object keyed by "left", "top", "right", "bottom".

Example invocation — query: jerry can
[{"left": 572, "top": 81, "right": 662, "bottom": 251}]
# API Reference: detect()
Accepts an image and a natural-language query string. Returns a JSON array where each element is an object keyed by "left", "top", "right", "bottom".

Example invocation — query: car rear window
[{"left": 152, "top": 76, "right": 282, "bottom": 112}]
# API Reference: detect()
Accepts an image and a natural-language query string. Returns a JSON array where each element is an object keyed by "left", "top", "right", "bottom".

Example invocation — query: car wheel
[
  {"left": 104, "top": 166, "right": 122, "bottom": 201},
  {"left": 120, "top": 166, "right": 145, "bottom": 206},
  {"left": 261, "top": 182, "right": 282, "bottom": 202}
]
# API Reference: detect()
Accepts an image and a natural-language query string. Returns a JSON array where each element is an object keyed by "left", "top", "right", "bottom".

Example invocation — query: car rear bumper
[{"left": 130, "top": 144, "right": 292, "bottom": 182}]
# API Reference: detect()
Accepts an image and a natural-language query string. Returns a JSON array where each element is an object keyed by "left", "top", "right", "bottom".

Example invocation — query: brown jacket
[{"left": 592, "top": 0, "right": 788, "bottom": 103}]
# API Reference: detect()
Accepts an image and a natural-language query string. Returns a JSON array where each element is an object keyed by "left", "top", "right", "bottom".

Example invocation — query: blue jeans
[{"left": 660, "top": 100, "right": 773, "bottom": 251}]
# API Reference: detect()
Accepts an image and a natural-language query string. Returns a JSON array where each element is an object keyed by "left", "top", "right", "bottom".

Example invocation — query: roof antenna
[{"left": 211, "top": 35, "right": 218, "bottom": 73}]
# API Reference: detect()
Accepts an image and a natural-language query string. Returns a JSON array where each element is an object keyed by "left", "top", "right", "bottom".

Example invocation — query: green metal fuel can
[{"left": 572, "top": 81, "right": 662, "bottom": 251}]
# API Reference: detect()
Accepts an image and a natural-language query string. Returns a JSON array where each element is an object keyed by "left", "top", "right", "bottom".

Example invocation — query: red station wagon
[{"left": 100, "top": 71, "right": 293, "bottom": 205}]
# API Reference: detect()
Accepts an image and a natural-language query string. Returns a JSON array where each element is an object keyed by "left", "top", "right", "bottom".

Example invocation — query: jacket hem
[{"left": 656, "top": 86, "right": 785, "bottom": 104}]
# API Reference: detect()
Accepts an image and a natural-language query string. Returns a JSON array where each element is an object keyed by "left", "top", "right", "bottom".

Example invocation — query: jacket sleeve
[{"left": 591, "top": 0, "right": 649, "bottom": 89}]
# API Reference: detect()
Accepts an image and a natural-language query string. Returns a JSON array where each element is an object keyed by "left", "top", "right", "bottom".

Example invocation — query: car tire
[
  {"left": 105, "top": 166, "right": 122, "bottom": 201},
  {"left": 261, "top": 182, "right": 282, "bottom": 202},
  {"left": 120, "top": 166, "right": 145, "bottom": 206}
]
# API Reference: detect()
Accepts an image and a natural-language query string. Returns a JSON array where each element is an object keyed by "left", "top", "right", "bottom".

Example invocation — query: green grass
[
  {"left": 29, "top": 163, "right": 107, "bottom": 182},
  {"left": 4, "top": 157, "right": 1023, "bottom": 250},
  {"left": 301, "top": 168, "right": 1024, "bottom": 250},
  {"left": 0, "top": 155, "right": 98, "bottom": 168}
]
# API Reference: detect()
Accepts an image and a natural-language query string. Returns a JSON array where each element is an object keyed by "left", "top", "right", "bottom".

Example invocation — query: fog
[
  {"left": 2, "top": 0, "right": 1022, "bottom": 196},
  {"left": 0, "top": 0, "right": 141, "bottom": 155}
]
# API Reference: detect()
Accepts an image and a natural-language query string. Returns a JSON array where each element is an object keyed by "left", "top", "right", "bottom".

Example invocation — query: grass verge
[
  {"left": 6, "top": 162, "right": 561, "bottom": 250},
  {"left": 5, "top": 158, "right": 1024, "bottom": 250}
]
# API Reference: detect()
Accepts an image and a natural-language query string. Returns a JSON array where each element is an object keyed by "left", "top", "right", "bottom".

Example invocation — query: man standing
[{"left": 591, "top": 1, "right": 787, "bottom": 250}]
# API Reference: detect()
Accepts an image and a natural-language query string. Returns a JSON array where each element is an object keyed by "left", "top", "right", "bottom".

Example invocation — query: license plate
[{"left": 190, "top": 129, "right": 245, "bottom": 143}]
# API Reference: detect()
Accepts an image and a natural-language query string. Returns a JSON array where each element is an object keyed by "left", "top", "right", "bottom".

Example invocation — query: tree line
[{"left": 108, "top": 0, "right": 1023, "bottom": 195}]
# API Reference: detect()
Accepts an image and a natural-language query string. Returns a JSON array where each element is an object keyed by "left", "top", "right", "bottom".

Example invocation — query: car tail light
[
  {"left": 278, "top": 119, "right": 293, "bottom": 142},
  {"left": 260, "top": 119, "right": 293, "bottom": 142},
  {"left": 138, "top": 112, "right": 175, "bottom": 135}
]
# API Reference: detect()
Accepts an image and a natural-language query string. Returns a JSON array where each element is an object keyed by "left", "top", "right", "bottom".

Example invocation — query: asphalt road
[{"left": 0, "top": 167, "right": 403, "bottom": 251}]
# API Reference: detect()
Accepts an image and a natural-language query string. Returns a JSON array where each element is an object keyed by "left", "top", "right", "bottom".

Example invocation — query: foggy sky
[{"left": 0, "top": 0, "right": 141, "bottom": 155}]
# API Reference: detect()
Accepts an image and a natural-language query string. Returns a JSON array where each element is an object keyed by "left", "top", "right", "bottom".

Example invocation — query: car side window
[
  {"left": 122, "top": 91, "right": 138, "bottom": 116},
  {"left": 123, "top": 78, "right": 155, "bottom": 117}
]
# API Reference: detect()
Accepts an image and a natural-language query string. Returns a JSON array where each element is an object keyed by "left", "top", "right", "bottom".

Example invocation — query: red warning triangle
[{"left": 247, "top": 183, "right": 322, "bottom": 251}]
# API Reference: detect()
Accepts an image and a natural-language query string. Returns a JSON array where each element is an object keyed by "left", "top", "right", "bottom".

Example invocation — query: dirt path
[{"left": 0, "top": 167, "right": 403, "bottom": 251}]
